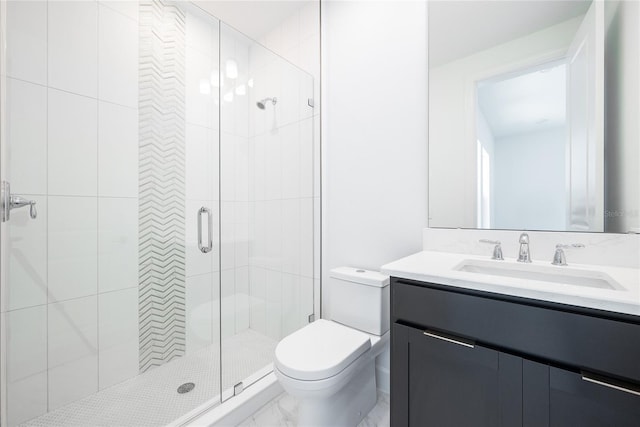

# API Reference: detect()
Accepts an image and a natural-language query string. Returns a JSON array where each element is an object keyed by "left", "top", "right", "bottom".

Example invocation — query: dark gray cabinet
[{"left": 390, "top": 278, "right": 640, "bottom": 427}]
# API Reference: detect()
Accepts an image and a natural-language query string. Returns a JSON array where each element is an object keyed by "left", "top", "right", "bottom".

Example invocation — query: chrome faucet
[
  {"left": 479, "top": 239, "right": 503, "bottom": 260},
  {"left": 517, "top": 233, "right": 531, "bottom": 263},
  {"left": 552, "top": 244, "right": 585, "bottom": 266}
]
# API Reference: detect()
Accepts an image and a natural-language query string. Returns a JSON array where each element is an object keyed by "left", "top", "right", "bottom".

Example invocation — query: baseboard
[{"left": 375, "top": 363, "right": 390, "bottom": 394}]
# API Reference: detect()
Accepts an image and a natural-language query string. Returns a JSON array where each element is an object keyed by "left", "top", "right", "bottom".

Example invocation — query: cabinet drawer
[
  {"left": 550, "top": 367, "right": 640, "bottom": 426},
  {"left": 392, "top": 279, "right": 640, "bottom": 383}
]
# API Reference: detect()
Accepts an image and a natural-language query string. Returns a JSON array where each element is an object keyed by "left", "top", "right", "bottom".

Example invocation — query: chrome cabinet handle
[
  {"left": 423, "top": 330, "right": 475, "bottom": 349},
  {"left": 197, "top": 206, "right": 213, "bottom": 254},
  {"left": 1, "top": 181, "right": 37, "bottom": 222},
  {"left": 582, "top": 373, "right": 640, "bottom": 397}
]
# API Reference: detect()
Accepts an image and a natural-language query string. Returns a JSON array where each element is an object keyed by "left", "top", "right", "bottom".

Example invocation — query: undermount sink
[{"left": 453, "top": 259, "right": 624, "bottom": 291}]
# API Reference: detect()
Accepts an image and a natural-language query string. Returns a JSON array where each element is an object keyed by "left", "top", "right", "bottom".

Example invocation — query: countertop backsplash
[{"left": 423, "top": 228, "right": 640, "bottom": 270}]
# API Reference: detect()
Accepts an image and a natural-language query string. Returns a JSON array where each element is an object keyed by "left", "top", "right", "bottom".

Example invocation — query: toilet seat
[{"left": 274, "top": 319, "right": 371, "bottom": 381}]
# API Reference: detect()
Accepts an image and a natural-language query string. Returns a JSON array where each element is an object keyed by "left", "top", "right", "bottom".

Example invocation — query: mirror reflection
[{"left": 428, "top": 0, "right": 640, "bottom": 233}]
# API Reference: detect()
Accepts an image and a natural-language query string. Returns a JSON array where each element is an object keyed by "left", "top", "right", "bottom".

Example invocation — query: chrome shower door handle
[
  {"left": 1, "top": 181, "right": 37, "bottom": 222},
  {"left": 197, "top": 206, "right": 213, "bottom": 254}
]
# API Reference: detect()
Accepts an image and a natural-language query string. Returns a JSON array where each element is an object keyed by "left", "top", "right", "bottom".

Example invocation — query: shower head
[{"left": 257, "top": 97, "right": 277, "bottom": 109}]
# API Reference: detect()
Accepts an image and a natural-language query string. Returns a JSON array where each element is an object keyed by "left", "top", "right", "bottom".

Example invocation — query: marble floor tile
[{"left": 238, "top": 390, "right": 390, "bottom": 427}]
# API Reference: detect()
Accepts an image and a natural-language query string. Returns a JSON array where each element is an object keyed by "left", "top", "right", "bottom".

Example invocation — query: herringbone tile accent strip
[{"left": 138, "top": 0, "right": 187, "bottom": 373}]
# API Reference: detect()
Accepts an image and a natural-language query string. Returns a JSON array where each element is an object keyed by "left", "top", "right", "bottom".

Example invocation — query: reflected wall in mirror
[{"left": 428, "top": 0, "right": 640, "bottom": 233}]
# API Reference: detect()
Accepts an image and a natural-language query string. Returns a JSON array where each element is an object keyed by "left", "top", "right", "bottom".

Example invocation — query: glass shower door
[{"left": 219, "top": 22, "right": 315, "bottom": 400}]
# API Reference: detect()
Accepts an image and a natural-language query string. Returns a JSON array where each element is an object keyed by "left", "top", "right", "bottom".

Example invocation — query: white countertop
[{"left": 381, "top": 251, "right": 640, "bottom": 317}]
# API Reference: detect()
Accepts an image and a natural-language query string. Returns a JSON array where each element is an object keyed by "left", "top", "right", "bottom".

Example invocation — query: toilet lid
[{"left": 275, "top": 319, "right": 371, "bottom": 381}]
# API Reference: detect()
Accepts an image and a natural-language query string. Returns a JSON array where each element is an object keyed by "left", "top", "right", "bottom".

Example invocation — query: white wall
[
  {"left": 429, "top": 16, "right": 581, "bottom": 228},
  {"left": 321, "top": 0, "right": 428, "bottom": 392},
  {"left": 604, "top": 0, "right": 640, "bottom": 233},
  {"left": 493, "top": 127, "right": 566, "bottom": 231}
]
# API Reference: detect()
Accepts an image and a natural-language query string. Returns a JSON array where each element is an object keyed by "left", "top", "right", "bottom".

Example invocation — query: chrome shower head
[{"left": 257, "top": 97, "right": 277, "bottom": 109}]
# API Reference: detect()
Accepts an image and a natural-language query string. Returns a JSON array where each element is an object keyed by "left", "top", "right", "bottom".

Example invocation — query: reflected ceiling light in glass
[
  {"left": 210, "top": 70, "right": 220, "bottom": 87},
  {"left": 225, "top": 59, "right": 238, "bottom": 79},
  {"left": 247, "top": 78, "right": 254, "bottom": 88},
  {"left": 199, "top": 79, "right": 211, "bottom": 95}
]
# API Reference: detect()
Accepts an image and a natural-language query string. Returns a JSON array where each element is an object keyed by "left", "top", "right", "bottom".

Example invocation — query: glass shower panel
[
  {"left": 219, "top": 23, "right": 315, "bottom": 400},
  {"left": 0, "top": 1, "right": 222, "bottom": 425}
]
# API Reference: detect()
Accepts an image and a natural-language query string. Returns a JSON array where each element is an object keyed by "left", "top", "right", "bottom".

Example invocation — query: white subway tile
[
  {"left": 48, "top": 196, "right": 98, "bottom": 302},
  {"left": 7, "top": 78, "right": 47, "bottom": 196},
  {"left": 48, "top": 296, "right": 98, "bottom": 410},
  {"left": 300, "top": 198, "right": 313, "bottom": 278},
  {"left": 235, "top": 223, "right": 249, "bottom": 267},
  {"left": 235, "top": 266, "right": 250, "bottom": 332},
  {"left": 98, "top": 102, "right": 138, "bottom": 198},
  {"left": 281, "top": 199, "right": 301, "bottom": 276},
  {"left": 220, "top": 133, "right": 236, "bottom": 202},
  {"left": 98, "top": 5, "right": 138, "bottom": 107},
  {"left": 253, "top": 134, "right": 267, "bottom": 201},
  {"left": 98, "top": 288, "right": 138, "bottom": 389},
  {"left": 220, "top": 269, "right": 235, "bottom": 338},
  {"left": 99, "top": 1, "right": 139, "bottom": 22},
  {"left": 186, "top": 273, "right": 213, "bottom": 353},
  {"left": 235, "top": 137, "right": 249, "bottom": 201},
  {"left": 48, "top": 89, "right": 98, "bottom": 197},
  {"left": 5, "top": 307, "right": 47, "bottom": 426},
  {"left": 6, "top": 0, "right": 47, "bottom": 85},
  {"left": 264, "top": 131, "right": 282, "bottom": 201},
  {"left": 279, "top": 63, "right": 300, "bottom": 126},
  {"left": 186, "top": 9, "right": 215, "bottom": 56},
  {"left": 186, "top": 124, "right": 214, "bottom": 201},
  {"left": 265, "top": 200, "right": 282, "bottom": 270},
  {"left": 6, "top": 195, "right": 47, "bottom": 311},
  {"left": 186, "top": 47, "right": 216, "bottom": 129},
  {"left": 98, "top": 198, "right": 138, "bottom": 293},
  {"left": 48, "top": 1, "right": 98, "bottom": 97},
  {"left": 249, "top": 266, "right": 267, "bottom": 335},
  {"left": 251, "top": 201, "right": 267, "bottom": 267},
  {"left": 280, "top": 123, "right": 301, "bottom": 199},
  {"left": 281, "top": 273, "right": 301, "bottom": 337}
]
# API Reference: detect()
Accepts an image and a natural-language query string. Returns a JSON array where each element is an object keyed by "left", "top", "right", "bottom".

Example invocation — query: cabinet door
[
  {"left": 396, "top": 323, "right": 501, "bottom": 427},
  {"left": 550, "top": 367, "right": 640, "bottom": 426}
]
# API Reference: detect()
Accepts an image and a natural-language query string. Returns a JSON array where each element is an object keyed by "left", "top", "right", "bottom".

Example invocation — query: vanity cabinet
[{"left": 390, "top": 278, "right": 640, "bottom": 427}]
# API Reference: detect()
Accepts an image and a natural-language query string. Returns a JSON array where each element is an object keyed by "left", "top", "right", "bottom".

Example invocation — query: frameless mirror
[{"left": 428, "top": 0, "right": 640, "bottom": 233}]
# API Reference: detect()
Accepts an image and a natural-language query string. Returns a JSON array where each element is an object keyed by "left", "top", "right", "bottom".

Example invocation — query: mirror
[{"left": 428, "top": 0, "right": 640, "bottom": 233}]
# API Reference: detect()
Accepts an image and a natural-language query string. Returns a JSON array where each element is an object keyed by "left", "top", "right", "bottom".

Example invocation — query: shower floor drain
[{"left": 177, "top": 382, "right": 195, "bottom": 394}]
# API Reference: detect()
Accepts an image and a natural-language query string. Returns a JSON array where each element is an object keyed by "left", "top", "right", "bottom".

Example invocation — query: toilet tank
[{"left": 329, "top": 267, "right": 390, "bottom": 336}]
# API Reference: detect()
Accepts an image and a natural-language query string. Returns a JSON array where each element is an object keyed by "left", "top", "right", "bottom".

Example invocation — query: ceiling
[
  {"left": 193, "top": 0, "right": 313, "bottom": 42},
  {"left": 478, "top": 62, "right": 567, "bottom": 139},
  {"left": 429, "top": 0, "right": 592, "bottom": 67}
]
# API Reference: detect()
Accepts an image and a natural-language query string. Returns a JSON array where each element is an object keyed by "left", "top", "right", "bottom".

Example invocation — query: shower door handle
[{"left": 198, "top": 206, "right": 213, "bottom": 253}]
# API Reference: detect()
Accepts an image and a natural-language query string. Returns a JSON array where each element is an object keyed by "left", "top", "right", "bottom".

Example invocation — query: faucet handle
[
  {"left": 552, "top": 243, "right": 585, "bottom": 266},
  {"left": 479, "top": 239, "right": 503, "bottom": 260},
  {"left": 519, "top": 233, "right": 529, "bottom": 244}
]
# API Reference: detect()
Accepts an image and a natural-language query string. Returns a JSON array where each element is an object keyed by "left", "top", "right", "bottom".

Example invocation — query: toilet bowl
[{"left": 274, "top": 267, "right": 390, "bottom": 427}]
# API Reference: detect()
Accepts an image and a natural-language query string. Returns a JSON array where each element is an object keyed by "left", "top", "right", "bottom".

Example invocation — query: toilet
[{"left": 274, "top": 267, "right": 390, "bottom": 427}]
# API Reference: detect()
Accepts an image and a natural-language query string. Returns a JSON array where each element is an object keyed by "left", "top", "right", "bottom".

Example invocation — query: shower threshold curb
[{"left": 171, "top": 367, "right": 283, "bottom": 427}]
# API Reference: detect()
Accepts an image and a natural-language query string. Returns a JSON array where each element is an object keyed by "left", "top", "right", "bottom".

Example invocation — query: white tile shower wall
[
  {"left": 246, "top": 3, "right": 319, "bottom": 341},
  {"left": 2, "top": 2, "right": 140, "bottom": 424}
]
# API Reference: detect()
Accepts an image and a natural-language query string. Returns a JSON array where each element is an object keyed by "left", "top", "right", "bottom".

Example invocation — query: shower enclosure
[{"left": 0, "top": 1, "right": 316, "bottom": 425}]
